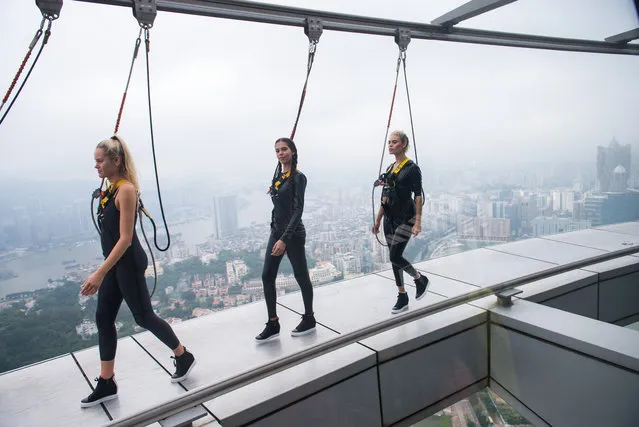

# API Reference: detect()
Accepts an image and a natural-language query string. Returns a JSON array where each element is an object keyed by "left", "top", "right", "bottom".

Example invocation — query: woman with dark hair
[
  {"left": 255, "top": 137, "right": 316, "bottom": 343},
  {"left": 373, "top": 130, "right": 430, "bottom": 314},
  {"left": 79, "top": 135, "right": 195, "bottom": 408}
]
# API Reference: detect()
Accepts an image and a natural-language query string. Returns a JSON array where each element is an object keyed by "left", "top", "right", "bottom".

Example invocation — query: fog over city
[{"left": 1, "top": 0, "right": 638, "bottom": 187}]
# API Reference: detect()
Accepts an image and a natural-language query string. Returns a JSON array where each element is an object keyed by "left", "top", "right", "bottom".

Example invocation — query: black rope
[
  {"left": 143, "top": 29, "right": 171, "bottom": 252},
  {"left": 372, "top": 185, "right": 387, "bottom": 247},
  {"left": 401, "top": 54, "right": 418, "bottom": 166},
  {"left": 139, "top": 212, "right": 157, "bottom": 297},
  {"left": 90, "top": 186, "right": 102, "bottom": 234},
  {"left": 290, "top": 41, "right": 318, "bottom": 140},
  {"left": 401, "top": 53, "right": 425, "bottom": 204},
  {"left": 0, "top": 19, "right": 52, "bottom": 127}
]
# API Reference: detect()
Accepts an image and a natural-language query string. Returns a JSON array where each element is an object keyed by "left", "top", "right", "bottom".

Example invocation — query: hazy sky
[{"left": 1, "top": 0, "right": 638, "bottom": 186}]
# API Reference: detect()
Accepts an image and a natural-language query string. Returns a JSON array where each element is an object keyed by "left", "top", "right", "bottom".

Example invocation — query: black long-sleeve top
[
  {"left": 381, "top": 160, "right": 423, "bottom": 221},
  {"left": 270, "top": 171, "right": 307, "bottom": 243}
]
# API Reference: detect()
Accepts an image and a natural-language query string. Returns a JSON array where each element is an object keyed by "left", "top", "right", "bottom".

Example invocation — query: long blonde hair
[{"left": 96, "top": 134, "right": 140, "bottom": 194}]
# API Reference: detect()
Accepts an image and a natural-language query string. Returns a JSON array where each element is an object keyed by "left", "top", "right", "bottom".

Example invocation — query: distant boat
[{"left": 62, "top": 259, "right": 76, "bottom": 265}]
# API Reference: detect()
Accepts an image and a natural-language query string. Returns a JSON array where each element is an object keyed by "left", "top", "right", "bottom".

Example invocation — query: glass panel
[{"left": 414, "top": 388, "right": 533, "bottom": 427}]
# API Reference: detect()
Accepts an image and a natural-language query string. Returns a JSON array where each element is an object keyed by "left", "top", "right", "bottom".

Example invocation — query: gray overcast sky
[{"left": 1, "top": 0, "right": 638, "bottom": 186}]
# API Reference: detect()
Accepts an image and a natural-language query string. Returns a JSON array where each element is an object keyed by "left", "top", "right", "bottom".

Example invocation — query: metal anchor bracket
[
  {"left": 395, "top": 28, "right": 411, "bottom": 51},
  {"left": 133, "top": 0, "right": 157, "bottom": 29},
  {"left": 304, "top": 17, "right": 323, "bottom": 43},
  {"left": 35, "top": 0, "right": 63, "bottom": 20}
]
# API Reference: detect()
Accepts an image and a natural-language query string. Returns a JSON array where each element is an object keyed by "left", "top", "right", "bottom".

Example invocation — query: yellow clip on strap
[
  {"left": 100, "top": 179, "right": 129, "bottom": 209},
  {"left": 273, "top": 171, "right": 292, "bottom": 191},
  {"left": 386, "top": 157, "right": 410, "bottom": 175}
]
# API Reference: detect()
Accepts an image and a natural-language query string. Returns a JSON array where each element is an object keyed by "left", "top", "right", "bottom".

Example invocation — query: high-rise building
[
  {"left": 584, "top": 194, "right": 606, "bottom": 226},
  {"left": 572, "top": 200, "right": 585, "bottom": 221},
  {"left": 551, "top": 190, "right": 575, "bottom": 213},
  {"left": 597, "top": 139, "right": 631, "bottom": 193},
  {"left": 611, "top": 165, "right": 629, "bottom": 193},
  {"left": 213, "top": 195, "right": 238, "bottom": 239},
  {"left": 600, "top": 192, "right": 639, "bottom": 225}
]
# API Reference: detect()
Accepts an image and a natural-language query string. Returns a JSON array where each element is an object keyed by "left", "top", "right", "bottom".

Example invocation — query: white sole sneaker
[
  {"left": 80, "top": 393, "right": 118, "bottom": 408},
  {"left": 391, "top": 305, "right": 409, "bottom": 314},
  {"left": 291, "top": 326, "right": 316, "bottom": 337},
  {"left": 171, "top": 359, "right": 197, "bottom": 383},
  {"left": 415, "top": 286, "right": 430, "bottom": 301},
  {"left": 255, "top": 333, "right": 280, "bottom": 344}
]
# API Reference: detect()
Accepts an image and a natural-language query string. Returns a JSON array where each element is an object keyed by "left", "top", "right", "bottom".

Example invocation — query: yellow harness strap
[{"left": 100, "top": 179, "right": 128, "bottom": 209}]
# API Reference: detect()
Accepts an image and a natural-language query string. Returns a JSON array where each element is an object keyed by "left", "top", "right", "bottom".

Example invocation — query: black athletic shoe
[
  {"left": 415, "top": 274, "right": 430, "bottom": 301},
  {"left": 391, "top": 292, "right": 409, "bottom": 314},
  {"left": 255, "top": 319, "right": 280, "bottom": 343},
  {"left": 171, "top": 348, "right": 196, "bottom": 383},
  {"left": 80, "top": 376, "right": 118, "bottom": 408},
  {"left": 291, "top": 314, "right": 316, "bottom": 337}
]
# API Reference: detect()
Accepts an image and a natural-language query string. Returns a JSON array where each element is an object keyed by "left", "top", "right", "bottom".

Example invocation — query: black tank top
[{"left": 97, "top": 189, "right": 148, "bottom": 269}]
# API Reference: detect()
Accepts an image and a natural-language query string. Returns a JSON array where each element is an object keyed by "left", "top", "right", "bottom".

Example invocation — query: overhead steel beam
[
  {"left": 431, "top": 0, "right": 518, "bottom": 27},
  {"left": 71, "top": 0, "right": 639, "bottom": 56},
  {"left": 605, "top": 28, "right": 639, "bottom": 44}
]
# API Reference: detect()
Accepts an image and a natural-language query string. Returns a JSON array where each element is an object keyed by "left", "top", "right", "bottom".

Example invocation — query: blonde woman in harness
[
  {"left": 79, "top": 135, "right": 195, "bottom": 408},
  {"left": 372, "top": 130, "right": 430, "bottom": 314}
]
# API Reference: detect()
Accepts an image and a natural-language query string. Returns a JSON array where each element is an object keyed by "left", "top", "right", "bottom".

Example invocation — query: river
[{"left": 0, "top": 192, "right": 273, "bottom": 299}]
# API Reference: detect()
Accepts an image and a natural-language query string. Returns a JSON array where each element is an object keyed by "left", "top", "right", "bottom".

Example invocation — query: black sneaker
[
  {"left": 391, "top": 292, "right": 409, "bottom": 314},
  {"left": 255, "top": 319, "right": 280, "bottom": 343},
  {"left": 291, "top": 314, "right": 316, "bottom": 337},
  {"left": 171, "top": 348, "right": 196, "bottom": 383},
  {"left": 415, "top": 274, "right": 430, "bottom": 301},
  {"left": 80, "top": 376, "right": 118, "bottom": 408}
]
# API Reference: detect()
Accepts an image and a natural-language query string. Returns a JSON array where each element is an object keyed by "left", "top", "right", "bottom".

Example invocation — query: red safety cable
[
  {"left": 0, "top": 18, "right": 45, "bottom": 113},
  {"left": 377, "top": 51, "right": 404, "bottom": 177},
  {"left": 114, "top": 29, "right": 143, "bottom": 133}
]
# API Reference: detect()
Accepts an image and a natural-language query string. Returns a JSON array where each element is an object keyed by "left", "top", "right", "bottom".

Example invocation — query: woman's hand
[
  {"left": 412, "top": 223, "right": 422, "bottom": 236},
  {"left": 372, "top": 221, "right": 381, "bottom": 234},
  {"left": 80, "top": 271, "right": 105, "bottom": 296},
  {"left": 271, "top": 240, "right": 287, "bottom": 257}
]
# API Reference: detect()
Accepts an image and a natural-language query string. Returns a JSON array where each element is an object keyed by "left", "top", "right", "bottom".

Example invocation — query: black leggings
[
  {"left": 384, "top": 218, "right": 418, "bottom": 287},
  {"left": 96, "top": 257, "right": 179, "bottom": 361},
  {"left": 262, "top": 232, "right": 314, "bottom": 319}
]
